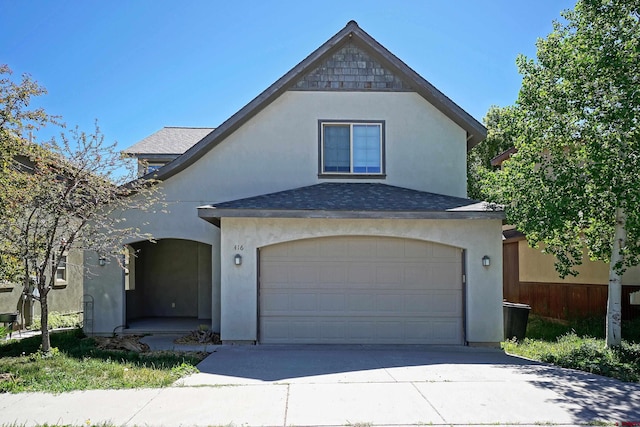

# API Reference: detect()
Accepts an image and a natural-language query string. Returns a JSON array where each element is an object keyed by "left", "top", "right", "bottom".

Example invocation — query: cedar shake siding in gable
[{"left": 293, "top": 41, "right": 413, "bottom": 91}]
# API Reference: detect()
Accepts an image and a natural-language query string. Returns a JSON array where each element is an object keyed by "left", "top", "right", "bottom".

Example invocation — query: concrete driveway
[
  {"left": 1, "top": 344, "right": 639, "bottom": 426},
  {"left": 175, "top": 345, "right": 640, "bottom": 426}
]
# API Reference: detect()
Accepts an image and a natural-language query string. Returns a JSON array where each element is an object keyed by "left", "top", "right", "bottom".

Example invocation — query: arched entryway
[{"left": 125, "top": 239, "right": 212, "bottom": 329}]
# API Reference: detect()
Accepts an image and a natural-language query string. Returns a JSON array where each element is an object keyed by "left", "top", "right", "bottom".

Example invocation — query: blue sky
[{"left": 1, "top": 0, "right": 576, "bottom": 154}]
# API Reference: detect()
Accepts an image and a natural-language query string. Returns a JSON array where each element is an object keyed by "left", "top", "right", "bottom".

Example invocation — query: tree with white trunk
[{"left": 498, "top": 0, "right": 640, "bottom": 346}]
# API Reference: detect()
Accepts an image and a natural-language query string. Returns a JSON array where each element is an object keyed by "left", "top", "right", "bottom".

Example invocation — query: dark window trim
[
  {"left": 53, "top": 254, "right": 68, "bottom": 283},
  {"left": 316, "top": 173, "right": 387, "bottom": 179},
  {"left": 317, "top": 119, "right": 386, "bottom": 178}
]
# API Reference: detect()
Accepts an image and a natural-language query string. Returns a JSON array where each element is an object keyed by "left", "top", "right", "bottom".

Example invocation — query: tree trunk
[
  {"left": 606, "top": 207, "right": 625, "bottom": 347},
  {"left": 39, "top": 279, "right": 51, "bottom": 353}
]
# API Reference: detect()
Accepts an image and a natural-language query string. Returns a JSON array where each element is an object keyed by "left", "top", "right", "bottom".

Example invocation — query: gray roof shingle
[
  {"left": 123, "top": 127, "right": 215, "bottom": 155},
  {"left": 198, "top": 183, "right": 504, "bottom": 222}
]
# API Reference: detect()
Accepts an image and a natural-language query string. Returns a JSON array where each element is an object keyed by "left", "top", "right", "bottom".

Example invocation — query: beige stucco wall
[
  {"left": 89, "top": 90, "right": 471, "bottom": 335},
  {"left": 519, "top": 240, "right": 640, "bottom": 285},
  {"left": 167, "top": 90, "right": 468, "bottom": 203},
  {"left": 84, "top": 251, "right": 125, "bottom": 335},
  {"left": 220, "top": 217, "right": 503, "bottom": 345}
]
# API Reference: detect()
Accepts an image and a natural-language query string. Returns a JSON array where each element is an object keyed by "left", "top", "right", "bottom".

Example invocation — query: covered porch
[{"left": 124, "top": 238, "right": 213, "bottom": 333}]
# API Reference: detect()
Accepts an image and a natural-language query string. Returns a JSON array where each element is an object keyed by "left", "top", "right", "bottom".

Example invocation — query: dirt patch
[
  {"left": 94, "top": 335, "right": 150, "bottom": 352},
  {"left": 175, "top": 329, "right": 221, "bottom": 345},
  {"left": 0, "top": 372, "right": 14, "bottom": 383}
]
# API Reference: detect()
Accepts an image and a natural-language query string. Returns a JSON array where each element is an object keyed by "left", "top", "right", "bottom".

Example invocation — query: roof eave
[{"left": 197, "top": 207, "right": 505, "bottom": 225}]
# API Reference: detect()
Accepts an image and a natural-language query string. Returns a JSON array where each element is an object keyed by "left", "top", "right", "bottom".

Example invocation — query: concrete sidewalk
[{"left": 1, "top": 343, "right": 639, "bottom": 426}]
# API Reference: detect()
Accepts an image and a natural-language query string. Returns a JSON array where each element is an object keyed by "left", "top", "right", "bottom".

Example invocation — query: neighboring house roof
[
  {"left": 490, "top": 147, "right": 517, "bottom": 168},
  {"left": 502, "top": 227, "right": 526, "bottom": 242},
  {"left": 122, "top": 127, "right": 215, "bottom": 156},
  {"left": 149, "top": 21, "right": 487, "bottom": 182},
  {"left": 198, "top": 183, "right": 504, "bottom": 225}
]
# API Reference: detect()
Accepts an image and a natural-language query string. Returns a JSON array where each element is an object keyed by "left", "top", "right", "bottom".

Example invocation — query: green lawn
[
  {"left": 0, "top": 329, "right": 206, "bottom": 393},
  {"left": 503, "top": 315, "right": 640, "bottom": 383}
]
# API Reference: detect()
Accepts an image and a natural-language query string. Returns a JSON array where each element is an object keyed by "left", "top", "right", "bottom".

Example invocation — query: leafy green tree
[
  {"left": 0, "top": 65, "right": 52, "bottom": 288},
  {"left": 467, "top": 105, "right": 519, "bottom": 201},
  {"left": 500, "top": 0, "right": 640, "bottom": 346},
  {"left": 0, "top": 65, "right": 163, "bottom": 352}
]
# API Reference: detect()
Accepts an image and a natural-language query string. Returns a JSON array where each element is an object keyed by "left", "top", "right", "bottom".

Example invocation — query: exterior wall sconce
[
  {"left": 234, "top": 254, "right": 242, "bottom": 266},
  {"left": 99, "top": 256, "right": 107, "bottom": 267},
  {"left": 482, "top": 255, "right": 491, "bottom": 267}
]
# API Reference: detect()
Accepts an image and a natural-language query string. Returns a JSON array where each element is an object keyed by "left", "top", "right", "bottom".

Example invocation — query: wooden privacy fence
[{"left": 503, "top": 241, "right": 640, "bottom": 320}]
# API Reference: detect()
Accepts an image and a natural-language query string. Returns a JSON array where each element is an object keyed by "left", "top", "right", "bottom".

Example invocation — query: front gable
[
  {"left": 293, "top": 41, "right": 413, "bottom": 91},
  {"left": 148, "top": 21, "right": 486, "bottom": 184}
]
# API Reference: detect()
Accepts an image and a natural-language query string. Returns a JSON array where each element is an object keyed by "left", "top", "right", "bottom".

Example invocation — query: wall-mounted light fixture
[
  {"left": 234, "top": 254, "right": 242, "bottom": 266},
  {"left": 482, "top": 255, "right": 491, "bottom": 267},
  {"left": 99, "top": 256, "right": 107, "bottom": 267}
]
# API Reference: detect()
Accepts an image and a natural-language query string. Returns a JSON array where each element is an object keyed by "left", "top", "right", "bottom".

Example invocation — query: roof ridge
[{"left": 163, "top": 126, "right": 216, "bottom": 129}]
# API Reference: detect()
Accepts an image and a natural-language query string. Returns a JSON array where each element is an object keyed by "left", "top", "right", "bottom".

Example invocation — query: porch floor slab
[{"left": 123, "top": 317, "right": 210, "bottom": 335}]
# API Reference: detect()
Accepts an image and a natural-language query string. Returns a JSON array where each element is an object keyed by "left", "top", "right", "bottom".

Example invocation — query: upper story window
[
  {"left": 54, "top": 255, "right": 67, "bottom": 282},
  {"left": 146, "top": 163, "right": 164, "bottom": 174},
  {"left": 319, "top": 121, "right": 385, "bottom": 177}
]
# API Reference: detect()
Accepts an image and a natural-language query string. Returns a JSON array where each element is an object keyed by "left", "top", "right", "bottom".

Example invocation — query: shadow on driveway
[
  {"left": 511, "top": 362, "right": 640, "bottom": 422},
  {"left": 194, "top": 344, "right": 532, "bottom": 382}
]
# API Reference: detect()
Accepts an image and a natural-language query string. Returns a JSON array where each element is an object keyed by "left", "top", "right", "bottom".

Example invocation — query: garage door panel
[
  {"left": 319, "top": 321, "right": 347, "bottom": 340},
  {"left": 429, "top": 262, "right": 462, "bottom": 286},
  {"left": 375, "top": 263, "right": 404, "bottom": 284},
  {"left": 347, "top": 263, "right": 376, "bottom": 284},
  {"left": 261, "top": 291, "right": 290, "bottom": 312},
  {"left": 376, "top": 239, "right": 406, "bottom": 258},
  {"left": 318, "top": 293, "right": 346, "bottom": 311},
  {"left": 288, "top": 264, "right": 320, "bottom": 284},
  {"left": 405, "top": 264, "right": 462, "bottom": 289},
  {"left": 260, "top": 236, "right": 463, "bottom": 344},
  {"left": 404, "top": 292, "right": 462, "bottom": 316},
  {"left": 377, "top": 294, "right": 403, "bottom": 311},
  {"left": 260, "top": 262, "right": 291, "bottom": 284},
  {"left": 318, "top": 239, "right": 349, "bottom": 257},
  {"left": 403, "top": 239, "right": 433, "bottom": 258},
  {"left": 346, "top": 239, "right": 378, "bottom": 258},
  {"left": 290, "top": 293, "right": 317, "bottom": 310},
  {"left": 261, "top": 316, "right": 463, "bottom": 344},
  {"left": 262, "top": 289, "right": 461, "bottom": 316},
  {"left": 318, "top": 263, "right": 348, "bottom": 284}
]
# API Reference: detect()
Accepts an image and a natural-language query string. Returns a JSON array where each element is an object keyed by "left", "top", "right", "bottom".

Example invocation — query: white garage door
[{"left": 259, "top": 236, "right": 463, "bottom": 344}]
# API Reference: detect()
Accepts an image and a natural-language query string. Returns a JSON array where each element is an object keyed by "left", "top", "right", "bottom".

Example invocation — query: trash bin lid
[{"left": 503, "top": 302, "right": 531, "bottom": 309}]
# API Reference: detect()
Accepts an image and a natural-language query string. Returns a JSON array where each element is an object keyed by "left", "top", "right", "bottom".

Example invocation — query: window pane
[
  {"left": 353, "top": 125, "right": 381, "bottom": 173},
  {"left": 324, "top": 125, "right": 350, "bottom": 172},
  {"left": 56, "top": 256, "right": 67, "bottom": 281}
]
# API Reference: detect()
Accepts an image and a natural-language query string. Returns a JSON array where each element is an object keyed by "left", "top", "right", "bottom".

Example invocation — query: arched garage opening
[
  {"left": 125, "top": 239, "right": 212, "bottom": 329},
  {"left": 258, "top": 235, "right": 465, "bottom": 345}
]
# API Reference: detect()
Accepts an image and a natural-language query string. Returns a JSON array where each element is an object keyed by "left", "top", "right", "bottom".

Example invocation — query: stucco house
[
  {"left": 1, "top": 155, "right": 84, "bottom": 327},
  {"left": 0, "top": 250, "right": 83, "bottom": 328},
  {"left": 503, "top": 228, "right": 640, "bottom": 320},
  {"left": 491, "top": 151, "right": 640, "bottom": 321},
  {"left": 84, "top": 21, "right": 505, "bottom": 345}
]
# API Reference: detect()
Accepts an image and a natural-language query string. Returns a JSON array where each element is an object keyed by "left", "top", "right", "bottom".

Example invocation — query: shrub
[
  {"left": 28, "top": 311, "right": 82, "bottom": 331},
  {"left": 505, "top": 332, "right": 640, "bottom": 383}
]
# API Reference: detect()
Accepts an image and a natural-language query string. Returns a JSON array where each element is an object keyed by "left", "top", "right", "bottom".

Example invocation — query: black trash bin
[{"left": 503, "top": 302, "right": 531, "bottom": 341}]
